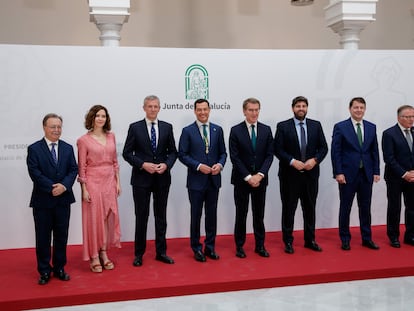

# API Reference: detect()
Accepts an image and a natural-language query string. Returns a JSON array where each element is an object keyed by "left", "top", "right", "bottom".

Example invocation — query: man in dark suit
[
  {"left": 123, "top": 95, "right": 177, "bottom": 267},
  {"left": 178, "top": 98, "right": 227, "bottom": 262},
  {"left": 27, "top": 113, "right": 77, "bottom": 285},
  {"left": 229, "top": 97, "right": 273, "bottom": 258},
  {"left": 274, "top": 96, "right": 328, "bottom": 254},
  {"left": 382, "top": 105, "right": 414, "bottom": 248},
  {"left": 331, "top": 97, "right": 380, "bottom": 251}
]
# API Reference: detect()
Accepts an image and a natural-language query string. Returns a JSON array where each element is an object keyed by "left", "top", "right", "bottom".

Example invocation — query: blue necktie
[
  {"left": 299, "top": 122, "right": 306, "bottom": 162},
  {"left": 51, "top": 142, "right": 57, "bottom": 164},
  {"left": 151, "top": 122, "right": 157, "bottom": 153}
]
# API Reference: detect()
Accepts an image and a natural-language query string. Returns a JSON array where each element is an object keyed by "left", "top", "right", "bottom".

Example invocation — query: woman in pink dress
[{"left": 77, "top": 105, "right": 121, "bottom": 273}]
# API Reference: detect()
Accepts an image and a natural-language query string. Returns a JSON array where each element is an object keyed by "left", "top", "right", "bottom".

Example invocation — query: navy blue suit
[
  {"left": 274, "top": 118, "right": 328, "bottom": 244},
  {"left": 178, "top": 121, "right": 227, "bottom": 252},
  {"left": 123, "top": 119, "right": 177, "bottom": 257},
  {"left": 230, "top": 121, "right": 273, "bottom": 249},
  {"left": 331, "top": 118, "right": 380, "bottom": 243},
  {"left": 382, "top": 124, "right": 414, "bottom": 242},
  {"left": 27, "top": 138, "right": 77, "bottom": 275}
]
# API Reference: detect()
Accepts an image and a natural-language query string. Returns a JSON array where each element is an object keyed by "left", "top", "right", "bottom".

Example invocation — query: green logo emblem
[{"left": 185, "top": 64, "right": 209, "bottom": 100}]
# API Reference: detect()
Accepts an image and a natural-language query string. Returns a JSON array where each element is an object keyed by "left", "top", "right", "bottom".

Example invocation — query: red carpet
[{"left": 1, "top": 225, "right": 414, "bottom": 310}]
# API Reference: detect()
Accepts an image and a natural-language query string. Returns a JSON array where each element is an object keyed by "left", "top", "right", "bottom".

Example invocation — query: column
[
  {"left": 88, "top": 0, "right": 130, "bottom": 47},
  {"left": 324, "top": 0, "right": 378, "bottom": 49}
]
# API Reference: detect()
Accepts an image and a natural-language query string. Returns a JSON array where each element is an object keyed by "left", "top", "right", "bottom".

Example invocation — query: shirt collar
[
  {"left": 44, "top": 137, "right": 58, "bottom": 146},
  {"left": 196, "top": 120, "right": 209, "bottom": 128},
  {"left": 293, "top": 117, "right": 306, "bottom": 126},
  {"left": 145, "top": 118, "right": 158, "bottom": 126}
]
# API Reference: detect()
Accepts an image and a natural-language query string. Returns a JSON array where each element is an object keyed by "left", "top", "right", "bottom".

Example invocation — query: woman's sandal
[
  {"left": 99, "top": 250, "right": 115, "bottom": 270},
  {"left": 90, "top": 258, "right": 103, "bottom": 273}
]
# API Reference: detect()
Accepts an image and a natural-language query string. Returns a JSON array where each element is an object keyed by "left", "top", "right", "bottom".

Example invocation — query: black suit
[
  {"left": 27, "top": 138, "right": 77, "bottom": 275},
  {"left": 382, "top": 124, "right": 414, "bottom": 242},
  {"left": 274, "top": 118, "right": 328, "bottom": 245},
  {"left": 229, "top": 121, "right": 273, "bottom": 249},
  {"left": 123, "top": 119, "right": 177, "bottom": 257}
]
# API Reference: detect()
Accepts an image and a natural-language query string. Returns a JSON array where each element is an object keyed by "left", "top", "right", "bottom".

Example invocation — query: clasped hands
[
  {"left": 51, "top": 183, "right": 66, "bottom": 196},
  {"left": 292, "top": 158, "right": 317, "bottom": 171},
  {"left": 142, "top": 162, "right": 168, "bottom": 174},
  {"left": 199, "top": 163, "right": 221, "bottom": 175},
  {"left": 404, "top": 170, "right": 414, "bottom": 182}
]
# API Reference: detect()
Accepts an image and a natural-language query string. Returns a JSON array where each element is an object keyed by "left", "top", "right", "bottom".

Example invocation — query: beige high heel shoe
[
  {"left": 90, "top": 257, "right": 102, "bottom": 273},
  {"left": 99, "top": 250, "right": 114, "bottom": 270}
]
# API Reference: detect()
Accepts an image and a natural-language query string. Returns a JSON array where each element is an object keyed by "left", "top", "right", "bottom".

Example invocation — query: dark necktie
[
  {"left": 299, "top": 122, "right": 306, "bottom": 162},
  {"left": 357, "top": 123, "right": 363, "bottom": 168},
  {"left": 51, "top": 142, "right": 57, "bottom": 164},
  {"left": 405, "top": 128, "right": 412, "bottom": 152},
  {"left": 151, "top": 122, "right": 156, "bottom": 153},
  {"left": 202, "top": 124, "right": 209, "bottom": 154},
  {"left": 251, "top": 124, "right": 256, "bottom": 151},
  {"left": 356, "top": 123, "right": 363, "bottom": 147}
]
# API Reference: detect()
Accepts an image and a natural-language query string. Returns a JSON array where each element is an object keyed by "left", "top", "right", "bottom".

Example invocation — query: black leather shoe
[
  {"left": 390, "top": 239, "right": 401, "bottom": 248},
  {"left": 236, "top": 247, "right": 246, "bottom": 258},
  {"left": 255, "top": 247, "right": 270, "bottom": 257},
  {"left": 304, "top": 241, "right": 322, "bottom": 252},
  {"left": 54, "top": 270, "right": 70, "bottom": 281},
  {"left": 204, "top": 248, "right": 220, "bottom": 260},
  {"left": 156, "top": 254, "right": 175, "bottom": 264},
  {"left": 341, "top": 241, "right": 351, "bottom": 251},
  {"left": 38, "top": 273, "right": 50, "bottom": 285},
  {"left": 404, "top": 238, "right": 414, "bottom": 246},
  {"left": 133, "top": 256, "right": 143, "bottom": 267},
  {"left": 194, "top": 250, "right": 206, "bottom": 262},
  {"left": 362, "top": 240, "right": 380, "bottom": 250},
  {"left": 284, "top": 243, "right": 294, "bottom": 254}
]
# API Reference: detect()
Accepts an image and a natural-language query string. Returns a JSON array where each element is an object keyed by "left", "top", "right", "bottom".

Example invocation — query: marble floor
[{"left": 31, "top": 276, "right": 414, "bottom": 311}]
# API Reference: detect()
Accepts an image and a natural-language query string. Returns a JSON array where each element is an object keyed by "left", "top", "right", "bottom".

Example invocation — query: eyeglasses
[
  {"left": 46, "top": 126, "right": 62, "bottom": 130},
  {"left": 400, "top": 116, "right": 414, "bottom": 119}
]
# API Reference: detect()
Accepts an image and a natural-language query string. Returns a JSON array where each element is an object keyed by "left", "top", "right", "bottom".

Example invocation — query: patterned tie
[
  {"left": 299, "top": 122, "right": 306, "bottom": 162},
  {"left": 151, "top": 122, "right": 157, "bottom": 154},
  {"left": 405, "top": 128, "right": 412, "bottom": 152},
  {"left": 251, "top": 124, "right": 256, "bottom": 151},
  {"left": 202, "top": 124, "right": 209, "bottom": 154},
  {"left": 51, "top": 142, "right": 57, "bottom": 164}
]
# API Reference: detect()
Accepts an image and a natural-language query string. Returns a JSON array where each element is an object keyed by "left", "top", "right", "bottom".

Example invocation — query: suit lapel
[
  {"left": 346, "top": 119, "right": 360, "bottom": 149},
  {"left": 42, "top": 139, "right": 57, "bottom": 166}
]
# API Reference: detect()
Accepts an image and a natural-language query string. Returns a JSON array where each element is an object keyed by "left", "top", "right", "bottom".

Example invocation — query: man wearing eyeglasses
[
  {"left": 382, "top": 105, "right": 414, "bottom": 248},
  {"left": 27, "top": 113, "right": 78, "bottom": 285}
]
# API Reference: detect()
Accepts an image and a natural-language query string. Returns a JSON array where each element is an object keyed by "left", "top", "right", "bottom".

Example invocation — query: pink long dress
[{"left": 77, "top": 132, "right": 121, "bottom": 261}]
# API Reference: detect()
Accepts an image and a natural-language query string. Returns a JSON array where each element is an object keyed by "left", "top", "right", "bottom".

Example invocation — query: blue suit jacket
[
  {"left": 178, "top": 121, "right": 227, "bottom": 191},
  {"left": 331, "top": 118, "right": 380, "bottom": 184},
  {"left": 229, "top": 121, "right": 273, "bottom": 186},
  {"left": 274, "top": 118, "right": 328, "bottom": 179},
  {"left": 382, "top": 124, "right": 414, "bottom": 181},
  {"left": 123, "top": 119, "right": 177, "bottom": 187},
  {"left": 27, "top": 138, "right": 78, "bottom": 208}
]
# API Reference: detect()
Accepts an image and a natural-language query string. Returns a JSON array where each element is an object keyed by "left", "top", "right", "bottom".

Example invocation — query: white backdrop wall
[{"left": 0, "top": 45, "right": 413, "bottom": 250}]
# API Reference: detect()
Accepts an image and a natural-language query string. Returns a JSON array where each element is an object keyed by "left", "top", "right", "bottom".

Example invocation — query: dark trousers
[
  {"left": 386, "top": 179, "right": 414, "bottom": 242},
  {"left": 132, "top": 184, "right": 170, "bottom": 257},
  {"left": 338, "top": 169, "right": 373, "bottom": 242},
  {"left": 188, "top": 179, "right": 219, "bottom": 253},
  {"left": 33, "top": 204, "right": 70, "bottom": 275},
  {"left": 279, "top": 172, "right": 318, "bottom": 245},
  {"left": 234, "top": 183, "right": 266, "bottom": 249}
]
